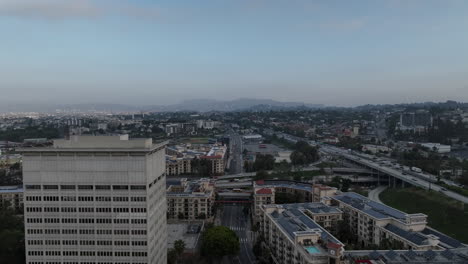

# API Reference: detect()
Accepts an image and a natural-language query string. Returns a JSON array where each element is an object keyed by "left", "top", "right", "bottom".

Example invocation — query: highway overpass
[{"left": 320, "top": 144, "right": 468, "bottom": 204}]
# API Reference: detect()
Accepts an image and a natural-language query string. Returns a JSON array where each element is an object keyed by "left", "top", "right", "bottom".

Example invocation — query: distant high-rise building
[
  {"left": 21, "top": 135, "right": 167, "bottom": 264},
  {"left": 399, "top": 110, "right": 432, "bottom": 132}
]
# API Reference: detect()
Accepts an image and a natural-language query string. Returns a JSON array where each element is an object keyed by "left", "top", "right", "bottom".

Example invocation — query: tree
[
  {"left": 254, "top": 170, "right": 269, "bottom": 181},
  {"left": 0, "top": 206, "right": 25, "bottom": 264},
  {"left": 174, "top": 239, "right": 186, "bottom": 257},
  {"left": 167, "top": 248, "right": 177, "bottom": 264},
  {"left": 201, "top": 226, "right": 240, "bottom": 260},
  {"left": 253, "top": 154, "right": 275, "bottom": 171},
  {"left": 274, "top": 160, "right": 292, "bottom": 176},
  {"left": 290, "top": 141, "right": 320, "bottom": 167},
  {"left": 290, "top": 151, "right": 307, "bottom": 166}
]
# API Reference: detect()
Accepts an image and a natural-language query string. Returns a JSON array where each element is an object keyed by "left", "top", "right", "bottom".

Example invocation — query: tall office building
[{"left": 21, "top": 135, "right": 167, "bottom": 264}]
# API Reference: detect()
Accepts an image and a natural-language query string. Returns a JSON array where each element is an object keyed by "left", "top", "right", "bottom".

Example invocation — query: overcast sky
[{"left": 1, "top": 0, "right": 467, "bottom": 107}]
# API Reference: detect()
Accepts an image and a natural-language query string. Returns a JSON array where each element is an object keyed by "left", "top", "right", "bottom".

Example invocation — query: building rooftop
[
  {"left": 265, "top": 203, "right": 343, "bottom": 250},
  {"left": 332, "top": 192, "right": 409, "bottom": 222},
  {"left": 167, "top": 222, "right": 204, "bottom": 252},
  {"left": 344, "top": 247, "right": 468, "bottom": 263},
  {"left": 256, "top": 180, "right": 313, "bottom": 193},
  {"left": 0, "top": 186, "right": 23, "bottom": 193},
  {"left": 166, "top": 178, "right": 214, "bottom": 198},
  {"left": 19, "top": 135, "right": 167, "bottom": 152},
  {"left": 256, "top": 188, "right": 273, "bottom": 195}
]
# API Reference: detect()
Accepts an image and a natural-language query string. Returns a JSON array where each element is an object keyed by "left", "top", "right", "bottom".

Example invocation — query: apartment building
[
  {"left": 166, "top": 178, "right": 214, "bottom": 220},
  {"left": 312, "top": 184, "right": 338, "bottom": 204},
  {"left": 21, "top": 135, "right": 168, "bottom": 264},
  {"left": 259, "top": 203, "right": 344, "bottom": 264},
  {"left": 200, "top": 145, "right": 227, "bottom": 175},
  {"left": 342, "top": 247, "right": 468, "bottom": 263},
  {"left": 0, "top": 185, "right": 23, "bottom": 212},
  {"left": 331, "top": 192, "right": 463, "bottom": 251},
  {"left": 253, "top": 187, "right": 275, "bottom": 222},
  {"left": 165, "top": 143, "right": 227, "bottom": 176},
  {"left": 166, "top": 157, "right": 192, "bottom": 176},
  {"left": 253, "top": 180, "right": 337, "bottom": 224}
]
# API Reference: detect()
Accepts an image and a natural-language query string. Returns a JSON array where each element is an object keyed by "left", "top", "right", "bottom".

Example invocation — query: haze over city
[
  {"left": 1, "top": 0, "right": 468, "bottom": 107},
  {"left": 3, "top": 1, "right": 468, "bottom": 264}
]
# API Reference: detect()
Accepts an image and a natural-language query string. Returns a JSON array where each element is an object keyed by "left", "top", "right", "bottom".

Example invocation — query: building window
[
  {"left": 96, "top": 197, "right": 111, "bottom": 202},
  {"left": 78, "top": 185, "right": 93, "bottom": 190},
  {"left": 130, "top": 185, "right": 146, "bottom": 190},
  {"left": 113, "top": 185, "right": 128, "bottom": 190},
  {"left": 78, "top": 196, "right": 94, "bottom": 202},
  {"left": 113, "top": 197, "right": 129, "bottom": 202},
  {"left": 96, "top": 185, "right": 111, "bottom": 190},
  {"left": 61, "top": 185, "right": 76, "bottom": 190},
  {"left": 43, "top": 185, "right": 59, "bottom": 190},
  {"left": 25, "top": 185, "right": 41, "bottom": 190}
]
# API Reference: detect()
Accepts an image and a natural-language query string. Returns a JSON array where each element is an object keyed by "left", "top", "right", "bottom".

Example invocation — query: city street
[
  {"left": 221, "top": 204, "right": 256, "bottom": 264},
  {"left": 229, "top": 133, "right": 243, "bottom": 175}
]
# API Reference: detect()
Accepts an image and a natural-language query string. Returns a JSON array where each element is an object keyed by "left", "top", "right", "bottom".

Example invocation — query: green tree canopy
[{"left": 201, "top": 226, "right": 240, "bottom": 259}]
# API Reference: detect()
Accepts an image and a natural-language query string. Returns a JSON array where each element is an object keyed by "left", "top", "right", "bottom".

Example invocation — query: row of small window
[
  {"left": 27, "top": 229, "right": 147, "bottom": 235},
  {"left": 25, "top": 185, "right": 147, "bottom": 191},
  {"left": 28, "top": 251, "right": 147, "bottom": 257},
  {"left": 27, "top": 218, "right": 147, "bottom": 224},
  {"left": 26, "top": 207, "right": 147, "bottom": 213},
  {"left": 28, "top": 240, "right": 147, "bottom": 246},
  {"left": 148, "top": 174, "right": 164, "bottom": 190},
  {"left": 27, "top": 196, "right": 147, "bottom": 202}
]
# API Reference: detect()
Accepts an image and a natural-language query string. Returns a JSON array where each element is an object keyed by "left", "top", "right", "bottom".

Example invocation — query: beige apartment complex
[
  {"left": 166, "top": 143, "right": 227, "bottom": 176},
  {"left": 166, "top": 178, "right": 215, "bottom": 220},
  {"left": 253, "top": 180, "right": 338, "bottom": 224},
  {"left": 259, "top": 203, "right": 344, "bottom": 264},
  {"left": 330, "top": 192, "right": 464, "bottom": 251},
  {"left": 254, "top": 179, "right": 466, "bottom": 264}
]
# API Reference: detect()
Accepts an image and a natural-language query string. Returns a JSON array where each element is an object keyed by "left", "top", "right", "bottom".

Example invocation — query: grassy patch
[
  {"left": 380, "top": 187, "right": 468, "bottom": 243},
  {"left": 439, "top": 183, "right": 468, "bottom": 197}
]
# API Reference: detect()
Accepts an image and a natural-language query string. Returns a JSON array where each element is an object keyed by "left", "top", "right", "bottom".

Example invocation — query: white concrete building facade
[{"left": 21, "top": 135, "right": 167, "bottom": 264}]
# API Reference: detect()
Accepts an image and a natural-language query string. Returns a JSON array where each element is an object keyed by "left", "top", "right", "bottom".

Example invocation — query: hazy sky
[{"left": 1, "top": 0, "right": 467, "bottom": 107}]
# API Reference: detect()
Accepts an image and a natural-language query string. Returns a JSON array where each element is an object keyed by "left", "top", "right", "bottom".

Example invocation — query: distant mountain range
[
  {"left": 1, "top": 99, "right": 465, "bottom": 113},
  {"left": 0, "top": 98, "right": 325, "bottom": 113}
]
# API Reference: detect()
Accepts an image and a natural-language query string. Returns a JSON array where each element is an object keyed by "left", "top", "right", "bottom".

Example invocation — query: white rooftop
[{"left": 53, "top": 135, "right": 153, "bottom": 149}]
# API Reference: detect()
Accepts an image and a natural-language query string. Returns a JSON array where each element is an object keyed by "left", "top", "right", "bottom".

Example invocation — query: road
[
  {"left": 368, "top": 186, "right": 387, "bottom": 203},
  {"left": 221, "top": 204, "right": 256, "bottom": 264},
  {"left": 229, "top": 132, "right": 243, "bottom": 175},
  {"left": 320, "top": 144, "right": 468, "bottom": 204}
]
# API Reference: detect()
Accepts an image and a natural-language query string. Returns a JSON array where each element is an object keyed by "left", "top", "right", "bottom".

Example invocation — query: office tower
[{"left": 21, "top": 135, "right": 167, "bottom": 264}]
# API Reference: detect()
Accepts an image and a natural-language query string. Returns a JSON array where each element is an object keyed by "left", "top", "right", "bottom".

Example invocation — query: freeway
[
  {"left": 221, "top": 204, "right": 256, "bottom": 264},
  {"left": 216, "top": 181, "right": 253, "bottom": 188},
  {"left": 321, "top": 144, "right": 468, "bottom": 204}
]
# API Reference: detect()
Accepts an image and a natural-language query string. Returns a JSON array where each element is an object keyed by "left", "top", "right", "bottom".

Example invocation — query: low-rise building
[
  {"left": 166, "top": 143, "right": 227, "bottom": 176},
  {"left": 0, "top": 185, "right": 23, "bottom": 212},
  {"left": 253, "top": 187, "right": 275, "bottom": 220},
  {"left": 166, "top": 157, "right": 192, "bottom": 176},
  {"left": 259, "top": 203, "right": 344, "bottom": 264},
  {"left": 253, "top": 181, "right": 339, "bottom": 225},
  {"left": 331, "top": 192, "right": 463, "bottom": 250},
  {"left": 167, "top": 178, "right": 215, "bottom": 220}
]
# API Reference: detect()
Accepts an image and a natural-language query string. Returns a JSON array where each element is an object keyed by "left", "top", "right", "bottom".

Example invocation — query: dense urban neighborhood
[{"left": 1, "top": 101, "right": 468, "bottom": 264}]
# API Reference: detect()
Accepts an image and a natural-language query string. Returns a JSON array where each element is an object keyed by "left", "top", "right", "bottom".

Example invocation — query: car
[
  {"left": 412, "top": 178, "right": 417, "bottom": 181},
  {"left": 402, "top": 172, "right": 407, "bottom": 175},
  {"left": 441, "top": 188, "right": 447, "bottom": 191}
]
